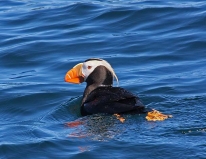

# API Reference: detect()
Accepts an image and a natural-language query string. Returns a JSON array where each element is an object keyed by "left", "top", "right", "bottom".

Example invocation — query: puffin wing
[{"left": 82, "top": 87, "right": 145, "bottom": 115}]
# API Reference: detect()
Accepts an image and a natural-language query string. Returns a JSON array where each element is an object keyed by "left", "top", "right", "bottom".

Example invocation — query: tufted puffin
[{"left": 65, "top": 58, "right": 172, "bottom": 121}]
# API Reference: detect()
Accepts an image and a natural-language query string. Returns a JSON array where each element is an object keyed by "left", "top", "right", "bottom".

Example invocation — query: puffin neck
[
  {"left": 81, "top": 66, "right": 113, "bottom": 105},
  {"left": 85, "top": 65, "right": 113, "bottom": 86}
]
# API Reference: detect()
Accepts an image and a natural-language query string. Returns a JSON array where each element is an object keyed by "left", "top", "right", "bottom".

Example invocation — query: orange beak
[{"left": 65, "top": 63, "right": 84, "bottom": 84}]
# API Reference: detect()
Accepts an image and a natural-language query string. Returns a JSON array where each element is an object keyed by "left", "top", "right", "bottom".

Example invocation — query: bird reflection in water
[{"left": 66, "top": 114, "right": 125, "bottom": 141}]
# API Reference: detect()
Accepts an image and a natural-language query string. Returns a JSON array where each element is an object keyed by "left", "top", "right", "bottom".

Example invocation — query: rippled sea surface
[{"left": 1, "top": 0, "right": 206, "bottom": 158}]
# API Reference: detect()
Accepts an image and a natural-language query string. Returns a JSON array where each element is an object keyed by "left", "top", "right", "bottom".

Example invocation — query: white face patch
[
  {"left": 82, "top": 60, "right": 101, "bottom": 80},
  {"left": 81, "top": 59, "right": 119, "bottom": 85}
]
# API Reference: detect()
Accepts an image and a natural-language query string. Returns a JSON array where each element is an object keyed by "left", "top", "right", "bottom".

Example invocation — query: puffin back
[{"left": 81, "top": 86, "right": 145, "bottom": 115}]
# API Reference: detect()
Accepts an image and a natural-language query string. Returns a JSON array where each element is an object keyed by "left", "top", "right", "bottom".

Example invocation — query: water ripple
[{"left": 1, "top": 0, "right": 206, "bottom": 158}]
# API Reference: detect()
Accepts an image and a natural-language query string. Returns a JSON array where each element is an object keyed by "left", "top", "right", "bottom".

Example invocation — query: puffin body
[
  {"left": 65, "top": 58, "right": 147, "bottom": 116},
  {"left": 81, "top": 86, "right": 146, "bottom": 116}
]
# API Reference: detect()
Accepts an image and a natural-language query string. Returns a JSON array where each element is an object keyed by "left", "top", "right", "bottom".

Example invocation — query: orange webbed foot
[
  {"left": 146, "top": 109, "right": 172, "bottom": 121},
  {"left": 114, "top": 114, "right": 125, "bottom": 123}
]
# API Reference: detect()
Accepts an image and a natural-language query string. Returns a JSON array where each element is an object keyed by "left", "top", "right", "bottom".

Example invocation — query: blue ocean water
[{"left": 0, "top": 0, "right": 206, "bottom": 158}]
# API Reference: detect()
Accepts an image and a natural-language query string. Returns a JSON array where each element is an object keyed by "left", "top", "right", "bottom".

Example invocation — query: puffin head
[{"left": 65, "top": 58, "right": 118, "bottom": 86}]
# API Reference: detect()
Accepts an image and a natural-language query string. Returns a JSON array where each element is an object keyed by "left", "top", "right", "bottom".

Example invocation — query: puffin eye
[{"left": 87, "top": 66, "right": 92, "bottom": 69}]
